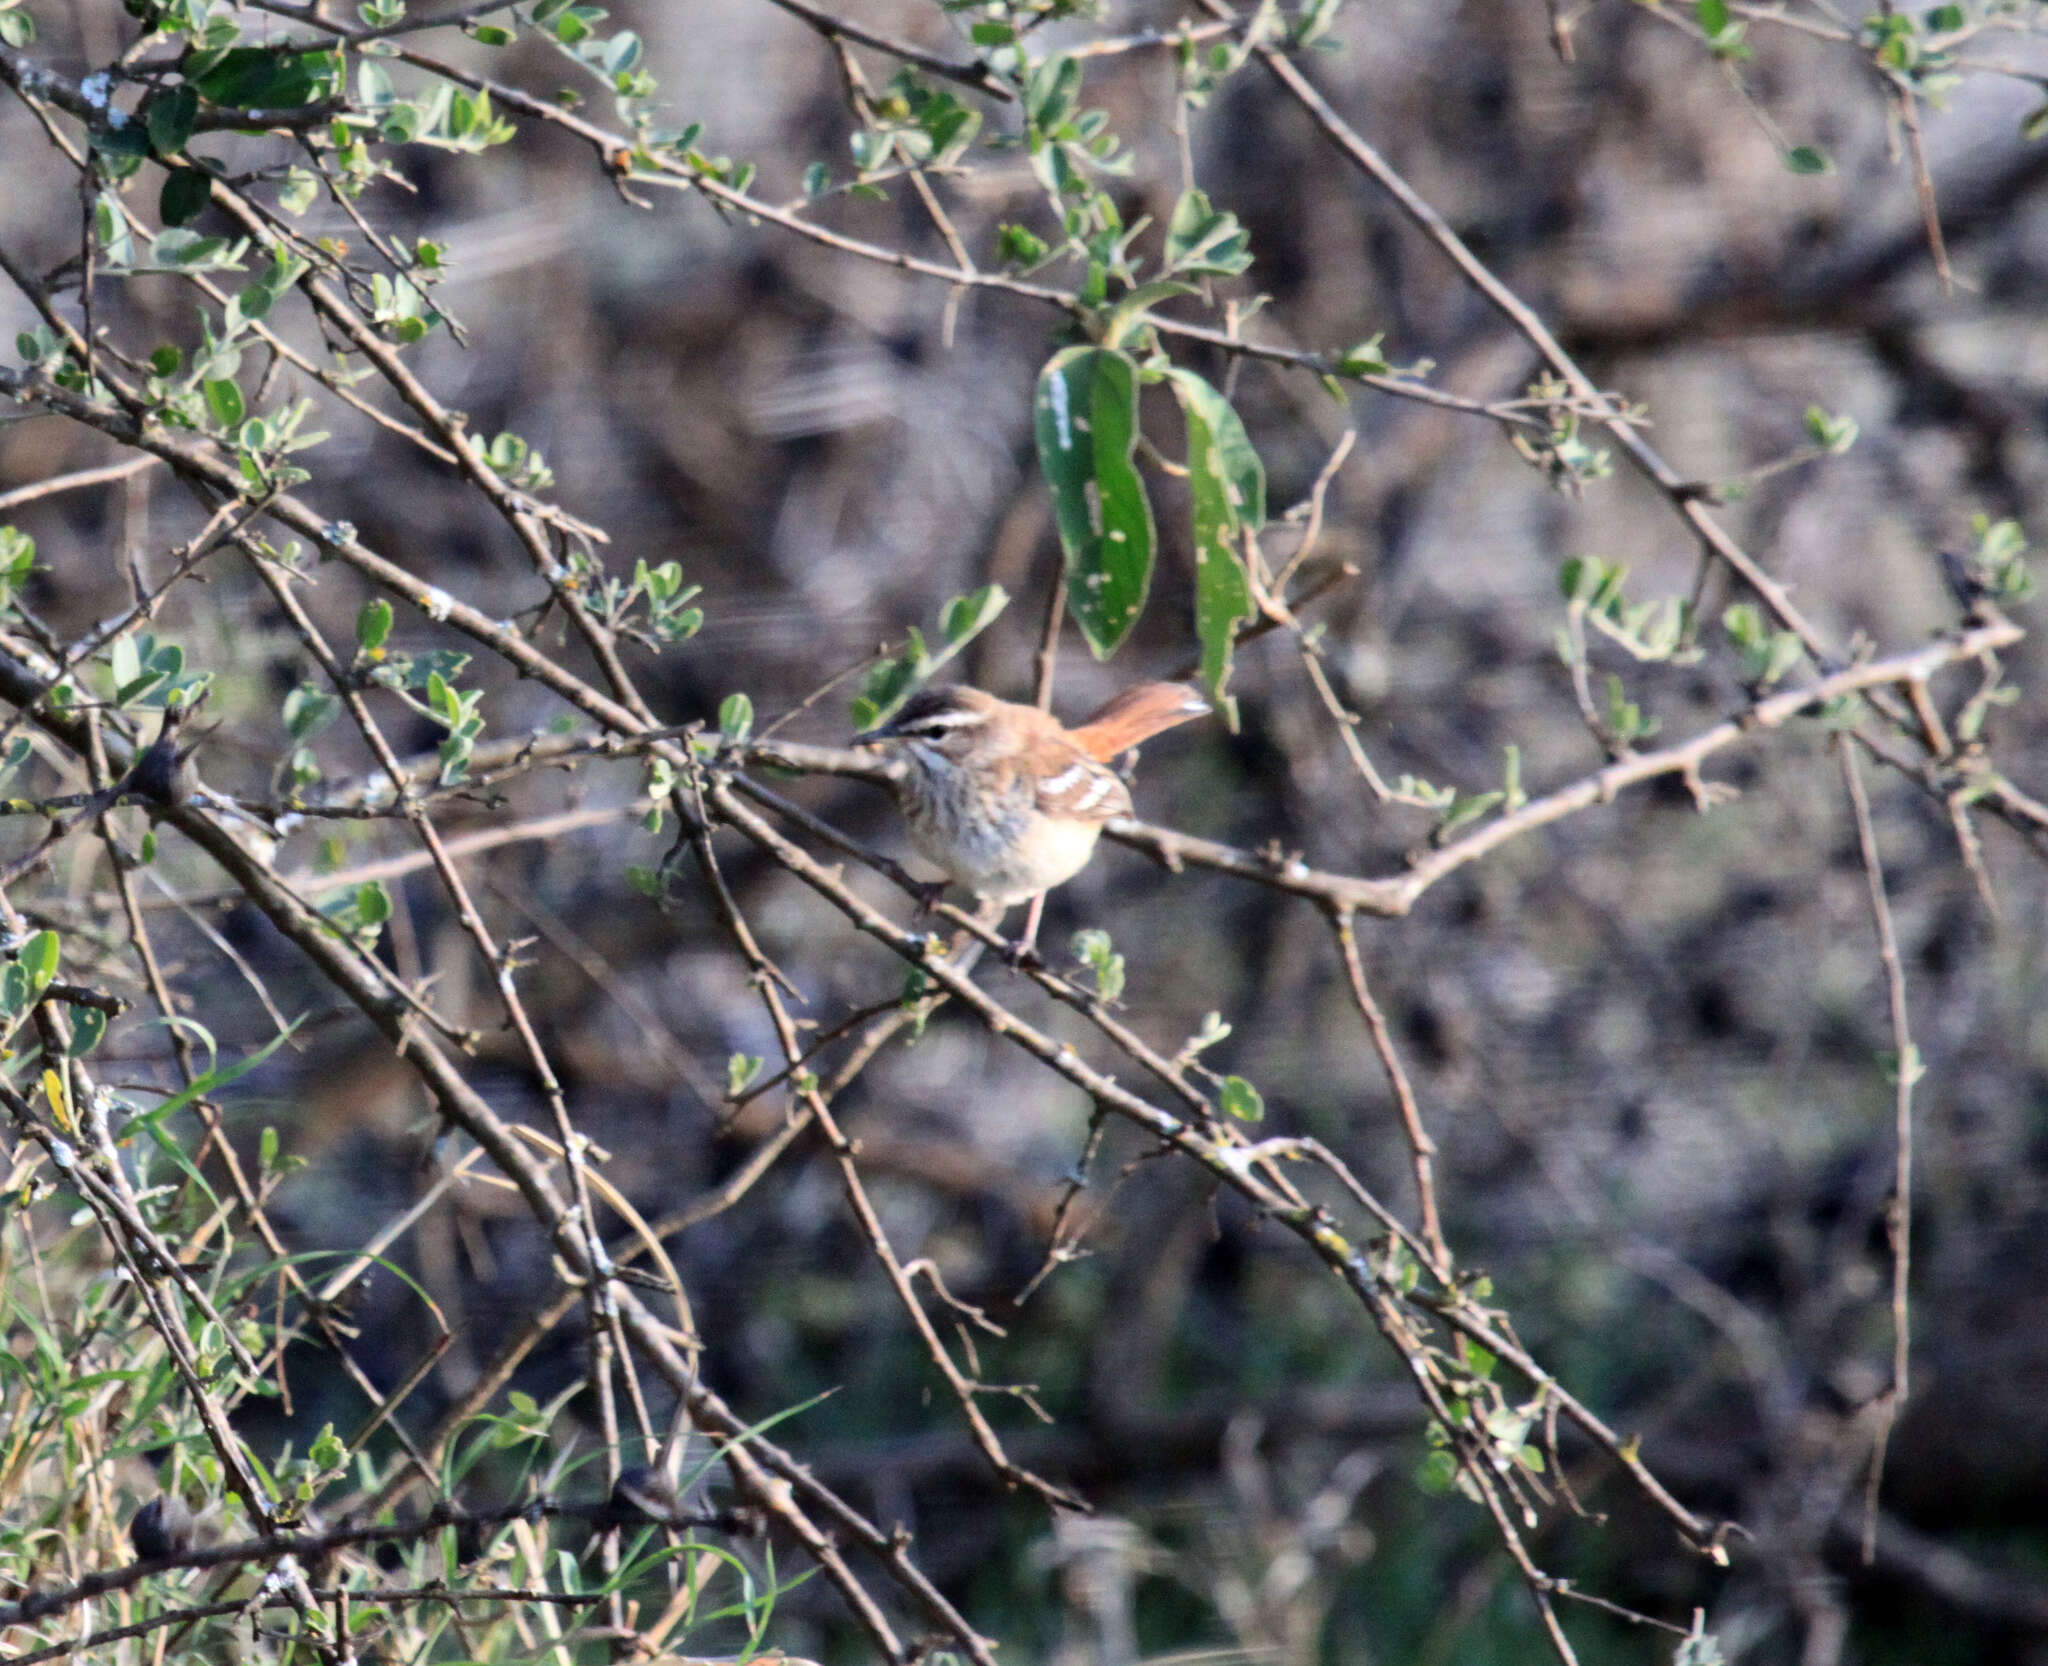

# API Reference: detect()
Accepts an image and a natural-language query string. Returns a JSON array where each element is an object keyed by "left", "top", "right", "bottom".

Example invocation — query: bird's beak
[{"left": 852, "top": 714, "right": 902, "bottom": 747}]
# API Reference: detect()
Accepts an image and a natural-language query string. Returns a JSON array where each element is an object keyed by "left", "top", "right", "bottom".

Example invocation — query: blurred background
[{"left": 6, "top": 0, "right": 2048, "bottom": 1661}]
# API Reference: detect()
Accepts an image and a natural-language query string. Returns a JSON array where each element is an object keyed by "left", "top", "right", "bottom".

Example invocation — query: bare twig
[{"left": 1835, "top": 735, "right": 1915, "bottom": 1565}]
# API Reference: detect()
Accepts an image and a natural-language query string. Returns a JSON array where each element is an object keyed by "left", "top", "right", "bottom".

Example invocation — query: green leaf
[
  {"left": 718, "top": 692, "right": 753, "bottom": 742},
  {"left": 91, "top": 192, "right": 132, "bottom": 271},
  {"left": 191, "top": 47, "right": 341, "bottom": 112},
  {"left": 145, "top": 85, "right": 200, "bottom": 157},
  {"left": 144, "top": 228, "right": 244, "bottom": 273},
  {"left": 1219, "top": 1075, "right": 1264, "bottom": 1122},
  {"left": 1483, "top": 1406, "right": 1529, "bottom": 1447},
  {"left": 202, "top": 377, "right": 244, "bottom": 428},
  {"left": 1167, "top": 370, "right": 1263, "bottom": 722},
  {"left": 283, "top": 685, "right": 338, "bottom": 742},
  {"left": 1438, "top": 790, "right": 1502, "bottom": 838},
  {"left": 110, "top": 633, "right": 140, "bottom": 695},
  {"left": 997, "top": 223, "right": 1049, "bottom": 266},
  {"left": 20, "top": 929, "right": 59, "bottom": 996},
  {"left": 1024, "top": 53, "right": 1082, "bottom": 130},
  {"left": 1035, "top": 346, "right": 1157, "bottom": 659},
  {"left": 309, "top": 1425, "right": 346, "bottom": 1471},
  {"left": 1335, "top": 334, "right": 1390, "bottom": 377},
  {"left": 356, "top": 597, "right": 393, "bottom": 651},
  {"left": 1070, "top": 927, "right": 1126, "bottom": 1001},
  {"left": 355, "top": 880, "right": 393, "bottom": 927},
  {"left": 69, "top": 1006, "right": 107, "bottom": 1056},
  {"left": 1762, "top": 631, "right": 1804, "bottom": 685},
  {"left": 1804, "top": 405, "right": 1858, "bottom": 454},
  {"left": 851, "top": 591, "right": 1007, "bottom": 732},
  {"left": 278, "top": 166, "right": 319, "bottom": 215},
  {"left": 1784, "top": 145, "right": 1831, "bottom": 176},
  {"left": 853, "top": 646, "right": 924, "bottom": 732},
  {"left": 158, "top": 167, "right": 212, "bottom": 227},
  {"left": 727, "top": 1053, "right": 763, "bottom": 1096},
  {"left": 1458, "top": 1336, "right": 1498, "bottom": 1379},
  {"left": 1695, "top": 0, "right": 1729, "bottom": 33},
  {"left": 940, "top": 584, "right": 1008, "bottom": 645},
  {"left": 604, "top": 29, "right": 643, "bottom": 74},
  {"left": 126, "top": 1019, "right": 301, "bottom": 1134},
  {"left": 426, "top": 670, "right": 459, "bottom": 725},
  {"left": 399, "top": 649, "right": 471, "bottom": 690},
  {"left": 1100, "top": 278, "right": 1198, "bottom": 350},
  {"left": 1164, "top": 188, "right": 1252, "bottom": 277},
  {"left": 1416, "top": 1448, "right": 1459, "bottom": 1495},
  {"left": 1721, "top": 601, "right": 1764, "bottom": 649}
]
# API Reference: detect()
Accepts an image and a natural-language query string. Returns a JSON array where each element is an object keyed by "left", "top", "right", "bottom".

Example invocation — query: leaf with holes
[
  {"left": 69, "top": 1005, "right": 107, "bottom": 1056},
  {"left": 1167, "top": 369, "right": 1263, "bottom": 724},
  {"left": 1035, "top": 346, "right": 1155, "bottom": 659}
]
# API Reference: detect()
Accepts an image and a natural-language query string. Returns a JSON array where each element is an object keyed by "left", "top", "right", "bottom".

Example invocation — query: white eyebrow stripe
[{"left": 907, "top": 707, "right": 986, "bottom": 733}]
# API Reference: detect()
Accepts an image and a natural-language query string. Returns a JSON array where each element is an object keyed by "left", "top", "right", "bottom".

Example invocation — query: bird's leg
[
  {"left": 910, "top": 877, "right": 949, "bottom": 916},
  {"left": 1002, "top": 894, "right": 1046, "bottom": 970}
]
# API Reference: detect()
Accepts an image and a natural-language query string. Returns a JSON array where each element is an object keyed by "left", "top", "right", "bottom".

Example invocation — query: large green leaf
[
  {"left": 1035, "top": 346, "right": 1156, "bottom": 659},
  {"left": 1167, "top": 369, "right": 1264, "bottom": 722},
  {"left": 189, "top": 48, "right": 342, "bottom": 112},
  {"left": 144, "top": 85, "right": 199, "bottom": 158}
]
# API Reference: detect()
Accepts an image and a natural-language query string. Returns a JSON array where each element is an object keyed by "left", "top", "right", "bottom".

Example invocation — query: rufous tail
[{"left": 1070, "top": 683, "right": 1211, "bottom": 761}]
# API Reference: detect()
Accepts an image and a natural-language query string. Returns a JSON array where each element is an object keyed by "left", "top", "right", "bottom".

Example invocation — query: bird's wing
[{"left": 1031, "top": 743, "right": 1133, "bottom": 824}]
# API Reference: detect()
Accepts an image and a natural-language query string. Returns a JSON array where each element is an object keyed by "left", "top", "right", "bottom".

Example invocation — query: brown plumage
[{"left": 856, "top": 682, "right": 1209, "bottom": 911}]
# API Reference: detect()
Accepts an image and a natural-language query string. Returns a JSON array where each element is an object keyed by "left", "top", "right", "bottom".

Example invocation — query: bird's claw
[{"left": 1000, "top": 937, "right": 1042, "bottom": 972}]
